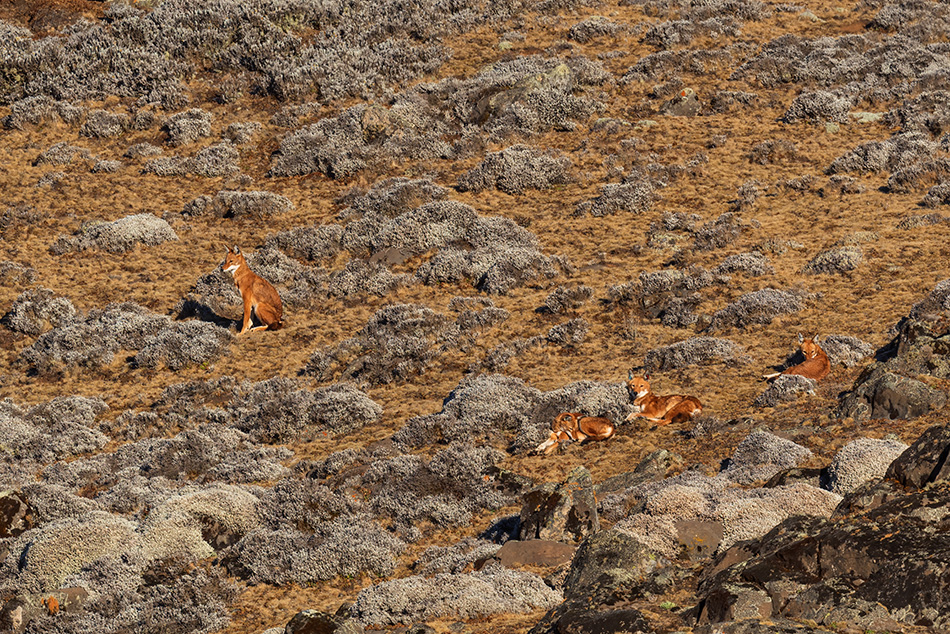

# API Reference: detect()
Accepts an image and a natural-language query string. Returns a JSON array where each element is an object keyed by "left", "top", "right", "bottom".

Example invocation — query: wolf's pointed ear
[
  {"left": 798, "top": 332, "right": 804, "bottom": 343},
  {"left": 643, "top": 373, "right": 651, "bottom": 381},
  {"left": 814, "top": 333, "right": 821, "bottom": 344},
  {"left": 628, "top": 370, "right": 633, "bottom": 380},
  {"left": 233, "top": 245, "right": 241, "bottom": 255}
]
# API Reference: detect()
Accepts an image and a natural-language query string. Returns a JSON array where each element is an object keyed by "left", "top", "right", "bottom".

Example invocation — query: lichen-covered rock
[
  {"left": 885, "top": 424, "right": 950, "bottom": 490},
  {"left": 51, "top": 213, "right": 178, "bottom": 254},
  {"left": 803, "top": 245, "right": 863, "bottom": 275},
  {"left": 753, "top": 374, "right": 817, "bottom": 409},
  {"left": 827, "top": 438, "right": 909, "bottom": 496},
  {"left": 0, "top": 490, "right": 34, "bottom": 539},
  {"left": 489, "top": 539, "right": 575, "bottom": 570},
  {"left": 707, "top": 288, "right": 806, "bottom": 331},
  {"left": 693, "top": 479, "right": 950, "bottom": 631},
  {"left": 285, "top": 610, "right": 363, "bottom": 634},
  {"left": 644, "top": 336, "right": 749, "bottom": 371},
  {"left": 1, "top": 511, "right": 139, "bottom": 593},
  {"left": 720, "top": 431, "right": 813, "bottom": 485},
  {"left": 820, "top": 334, "right": 875, "bottom": 368},
  {"left": 529, "top": 528, "right": 668, "bottom": 634},
  {"left": 519, "top": 467, "right": 599, "bottom": 543},
  {"left": 1, "top": 288, "right": 77, "bottom": 336},
  {"left": 836, "top": 366, "right": 946, "bottom": 421},
  {"left": 352, "top": 567, "right": 562, "bottom": 626}
]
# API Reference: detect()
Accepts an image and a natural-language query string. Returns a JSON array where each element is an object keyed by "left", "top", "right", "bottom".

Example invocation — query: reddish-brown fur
[
  {"left": 535, "top": 412, "right": 615, "bottom": 455},
  {"left": 222, "top": 246, "right": 283, "bottom": 335},
  {"left": 44, "top": 596, "right": 59, "bottom": 615},
  {"left": 625, "top": 375, "right": 703, "bottom": 426},
  {"left": 763, "top": 333, "right": 830, "bottom": 381}
]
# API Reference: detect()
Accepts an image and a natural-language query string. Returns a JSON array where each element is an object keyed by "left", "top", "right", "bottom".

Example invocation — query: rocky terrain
[{"left": 1, "top": 0, "right": 950, "bottom": 632}]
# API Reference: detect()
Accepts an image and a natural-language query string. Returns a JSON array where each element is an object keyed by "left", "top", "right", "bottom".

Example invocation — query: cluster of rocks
[{"left": 242, "top": 422, "right": 950, "bottom": 634}]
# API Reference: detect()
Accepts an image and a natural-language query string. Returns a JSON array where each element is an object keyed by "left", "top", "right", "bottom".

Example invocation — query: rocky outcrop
[
  {"left": 1, "top": 587, "right": 89, "bottom": 633},
  {"left": 528, "top": 529, "right": 671, "bottom": 634},
  {"left": 692, "top": 425, "right": 950, "bottom": 631},
  {"left": 836, "top": 366, "right": 945, "bottom": 420},
  {"left": 889, "top": 318, "right": 950, "bottom": 378},
  {"left": 285, "top": 609, "right": 364, "bottom": 634},
  {"left": 836, "top": 283, "right": 950, "bottom": 421},
  {"left": 886, "top": 424, "right": 950, "bottom": 489},
  {"left": 0, "top": 490, "right": 33, "bottom": 539},
  {"left": 519, "top": 466, "right": 599, "bottom": 542}
]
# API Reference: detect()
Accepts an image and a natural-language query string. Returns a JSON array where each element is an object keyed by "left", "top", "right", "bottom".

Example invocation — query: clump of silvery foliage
[{"left": 51, "top": 213, "right": 178, "bottom": 254}]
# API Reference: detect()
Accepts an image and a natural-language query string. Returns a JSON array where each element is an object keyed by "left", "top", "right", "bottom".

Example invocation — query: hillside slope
[{"left": 1, "top": 0, "right": 950, "bottom": 632}]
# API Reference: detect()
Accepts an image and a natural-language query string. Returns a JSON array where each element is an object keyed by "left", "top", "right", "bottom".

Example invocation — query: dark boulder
[
  {"left": 562, "top": 529, "right": 672, "bottom": 600},
  {"left": 286, "top": 609, "right": 364, "bottom": 634},
  {"left": 885, "top": 424, "right": 950, "bottom": 489},
  {"left": 764, "top": 467, "right": 826, "bottom": 489},
  {"left": 836, "top": 366, "right": 945, "bottom": 421},
  {"left": 0, "top": 588, "right": 88, "bottom": 633},
  {"left": 595, "top": 449, "right": 681, "bottom": 496},
  {"left": 888, "top": 317, "right": 950, "bottom": 378},
  {"left": 528, "top": 528, "right": 672, "bottom": 634},
  {"left": 693, "top": 482, "right": 950, "bottom": 630},
  {"left": 831, "top": 477, "right": 906, "bottom": 518},
  {"left": 542, "top": 606, "right": 652, "bottom": 634},
  {"left": 519, "top": 466, "right": 599, "bottom": 542},
  {"left": 835, "top": 284, "right": 950, "bottom": 421},
  {"left": 693, "top": 617, "right": 845, "bottom": 634},
  {"left": 0, "top": 490, "right": 33, "bottom": 538}
]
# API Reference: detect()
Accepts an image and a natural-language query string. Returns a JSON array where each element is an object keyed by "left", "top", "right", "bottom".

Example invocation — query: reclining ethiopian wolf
[
  {"left": 534, "top": 412, "right": 616, "bottom": 455},
  {"left": 625, "top": 372, "right": 703, "bottom": 426},
  {"left": 762, "top": 333, "right": 830, "bottom": 382}
]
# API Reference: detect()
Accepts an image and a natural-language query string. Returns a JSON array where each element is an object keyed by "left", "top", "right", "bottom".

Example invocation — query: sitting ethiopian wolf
[
  {"left": 534, "top": 412, "right": 615, "bottom": 455},
  {"left": 222, "top": 245, "right": 283, "bottom": 335},
  {"left": 762, "top": 333, "right": 830, "bottom": 381},
  {"left": 625, "top": 373, "right": 703, "bottom": 426}
]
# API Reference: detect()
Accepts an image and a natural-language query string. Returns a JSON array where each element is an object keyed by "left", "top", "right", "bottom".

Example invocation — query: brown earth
[{"left": 1, "top": 0, "right": 949, "bottom": 632}]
